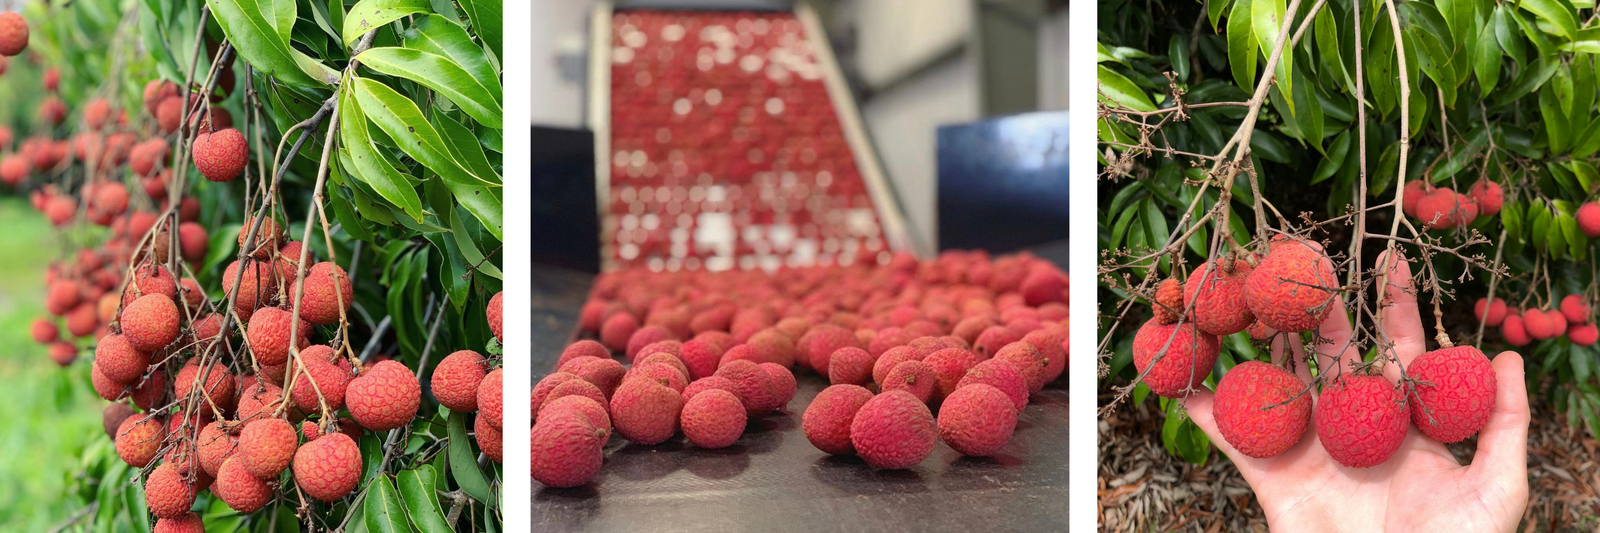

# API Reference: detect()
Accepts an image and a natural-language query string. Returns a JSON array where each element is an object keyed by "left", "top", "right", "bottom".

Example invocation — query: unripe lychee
[
  {"left": 144, "top": 463, "right": 197, "bottom": 519},
  {"left": 214, "top": 458, "right": 272, "bottom": 512},
  {"left": 1151, "top": 278, "right": 1183, "bottom": 324},
  {"left": 803, "top": 384, "right": 874, "bottom": 455},
  {"left": 957, "top": 358, "right": 1029, "bottom": 411},
  {"left": 238, "top": 418, "right": 297, "bottom": 479},
  {"left": 246, "top": 307, "right": 310, "bottom": 366},
  {"left": 95, "top": 333, "right": 150, "bottom": 383},
  {"left": 346, "top": 360, "right": 421, "bottom": 431},
  {"left": 1501, "top": 314, "right": 1530, "bottom": 346},
  {"left": 431, "top": 350, "right": 488, "bottom": 412},
  {"left": 192, "top": 128, "right": 247, "bottom": 182},
  {"left": 1474, "top": 297, "right": 1508, "bottom": 326},
  {"left": 487, "top": 291, "right": 503, "bottom": 341},
  {"left": 1184, "top": 258, "right": 1256, "bottom": 336},
  {"left": 292, "top": 431, "right": 361, "bottom": 502},
  {"left": 937, "top": 384, "right": 1018, "bottom": 456},
  {"left": 1316, "top": 375, "right": 1408, "bottom": 468},
  {"left": 850, "top": 390, "right": 937, "bottom": 469},
  {"left": 0, "top": 12, "right": 29, "bottom": 56},
  {"left": 1407, "top": 346, "right": 1496, "bottom": 443},
  {"left": 1561, "top": 294, "right": 1591, "bottom": 324},
  {"left": 532, "top": 410, "right": 606, "bottom": 488},
  {"left": 477, "top": 367, "right": 503, "bottom": 429},
  {"left": 116, "top": 413, "right": 165, "bottom": 467},
  {"left": 713, "top": 359, "right": 779, "bottom": 415},
  {"left": 1244, "top": 241, "right": 1337, "bottom": 332},
  {"left": 609, "top": 377, "right": 683, "bottom": 445},
  {"left": 296, "top": 262, "right": 352, "bottom": 325},
  {"left": 475, "top": 412, "right": 503, "bottom": 463},
  {"left": 1580, "top": 202, "right": 1600, "bottom": 238},
  {"left": 1213, "top": 361, "right": 1311, "bottom": 458},
  {"left": 121, "top": 292, "right": 180, "bottom": 350},
  {"left": 680, "top": 388, "right": 747, "bottom": 448},
  {"left": 1130, "top": 318, "right": 1219, "bottom": 397},
  {"left": 881, "top": 359, "right": 937, "bottom": 403}
]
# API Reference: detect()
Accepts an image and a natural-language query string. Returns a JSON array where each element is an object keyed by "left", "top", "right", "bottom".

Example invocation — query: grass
[{"left": 0, "top": 196, "right": 111, "bottom": 530}]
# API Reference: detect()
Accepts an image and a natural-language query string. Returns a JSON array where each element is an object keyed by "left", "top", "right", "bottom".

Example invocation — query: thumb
[{"left": 1469, "top": 351, "right": 1529, "bottom": 476}]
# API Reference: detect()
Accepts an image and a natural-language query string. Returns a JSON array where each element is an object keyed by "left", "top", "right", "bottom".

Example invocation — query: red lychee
[
  {"left": 174, "top": 359, "right": 236, "bottom": 409},
  {"left": 289, "top": 345, "right": 353, "bottom": 411},
  {"left": 477, "top": 367, "right": 503, "bottom": 430},
  {"left": 1469, "top": 180, "right": 1503, "bottom": 216},
  {"left": 802, "top": 384, "right": 873, "bottom": 455},
  {"left": 346, "top": 359, "right": 421, "bottom": 431},
  {"left": 850, "top": 390, "right": 936, "bottom": 469},
  {"left": 0, "top": 12, "right": 28, "bottom": 56},
  {"left": 192, "top": 128, "right": 247, "bottom": 182},
  {"left": 1501, "top": 314, "right": 1530, "bottom": 346},
  {"left": 1316, "top": 374, "right": 1408, "bottom": 468},
  {"left": 475, "top": 413, "right": 503, "bottom": 463},
  {"left": 95, "top": 333, "right": 150, "bottom": 384},
  {"left": 154, "top": 512, "right": 204, "bottom": 533},
  {"left": 1474, "top": 297, "right": 1508, "bottom": 326},
  {"left": 487, "top": 291, "right": 503, "bottom": 341},
  {"left": 292, "top": 431, "right": 361, "bottom": 502},
  {"left": 714, "top": 359, "right": 779, "bottom": 415},
  {"left": 144, "top": 463, "right": 197, "bottom": 519},
  {"left": 827, "top": 346, "right": 874, "bottom": 385},
  {"left": 1572, "top": 323, "right": 1599, "bottom": 346},
  {"left": 532, "top": 410, "right": 606, "bottom": 488},
  {"left": 1130, "top": 318, "right": 1219, "bottom": 397},
  {"left": 1561, "top": 294, "right": 1591, "bottom": 325},
  {"left": 937, "top": 383, "right": 1018, "bottom": 456},
  {"left": 120, "top": 293, "right": 179, "bottom": 352},
  {"left": 923, "top": 347, "right": 979, "bottom": 402},
  {"left": 1213, "top": 361, "right": 1311, "bottom": 458},
  {"left": 1407, "top": 346, "right": 1497, "bottom": 443},
  {"left": 246, "top": 306, "right": 310, "bottom": 366},
  {"left": 680, "top": 388, "right": 746, "bottom": 448},
  {"left": 957, "top": 358, "right": 1029, "bottom": 411},
  {"left": 238, "top": 418, "right": 297, "bottom": 479},
  {"left": 197, "top": 421, "right": 238, "bottom": 477},
  {"left": 116, "top": 413, "right": 165, "bottom": 467},
  {"left": 609, "top": 377, "right": 683, "bottom": 445},
  {"left": 1151, "top": 278, "right": 1183, "bottom": 324},
  {"left": 296, "top": 262, "right": 352, "bottom": 325},
  {"left": 1184, "top": 258, "right": 1256, "bottom": 336},
  {"left": 213, "top": 458, "right": 272, "bottom": 512},
  {"left": 881, "top": 359, "right": 938, "bottom": 403},
  {"left": 431, "top": 350, "right": 489, "bottom": 412},
  {"left": 1580, "top": 202, "right": 1600, "bottom": 238},
  {"left": 538, "top": 395, "right": 612, "bottom": 439},
  {"left": 558, "top": 340, "right": 610, "bottom": 369},
  {"left": 1244, "top": 241, "right": 1337, "bottom": 332},
  {"left": 760, "top": 362, "right": 797, "bottom": 409}
]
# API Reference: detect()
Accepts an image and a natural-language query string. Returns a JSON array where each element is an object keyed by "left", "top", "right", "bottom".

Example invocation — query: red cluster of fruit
[
  {"left": 533, "top": 250, "right": 1068, "bottom": 488},
  {"left": 1478, "top": 294, "right": 1598, "bottom": 346},
  {"left": 1400, "top": 179, "right": 1503, "bottom": 229},
  {"left": 1133, "top": 240, "right": 1498, "bottom": 467}
]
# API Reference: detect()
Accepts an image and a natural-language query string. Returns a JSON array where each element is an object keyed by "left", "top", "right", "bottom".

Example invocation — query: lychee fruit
[
  {"left": 487, "top": 291, "right": 503, "bottom": 341},
  {"left": 1184, "top": 258, "right": 1256, "bottom": 336},
  {"left": 477, "top": 367, "right": 503, "bottom": 430},
  {"left": 804, "top": 324, "right": 860, "bottom": 371},
  {"left": 223, "top": 261, "right": 276, "bottom": 322},
  {"left": 174, "top": 359, "right": 236, "bottom": 409},
  {"left": 1474, "top": 297, "right": 1508, "bottom": 326},
  {"left": 871, "top": 346, "right": 922, "bottom": 386},
  {"left": 1523, "top": 309, "right": 1555, "bottom": 340},
  {"left": 1244, "top": 241, "right": 1337, "bottom": 332},
  {"left": 609, "top": 377, "right": 684, "bottom": 445},
  {"left": 680, "top": 388, "right": 747, "bottom": 448},
  {"left": 1561, "top": 294, "right": 1591, "bottom": 324},
  {"left": 713, "top": 359, "right": 779, "bottom": 414},
  {"left": 760, "top": 362, "right": 797, "bottom": 409},
  {"left": 827, "top": 346, "right": 873, "bottom": 385},
  {"left": 937, "top": 383, "right": 1018, "bottom": 456},
  {"left": 116, "top": 413, "right": 165, "bottom": 467},
  {"left": 476, "top": 413, "right": 504, "bottom": 463},
  {"left": 121, "top": 293, "right": 180, "bottom": 351},
  {"left": 802, "top": 384, "right": 874, "bottom": 455},
  {"left": 538, "top": 395, "right": 612, "bottom": 439},
  {"left": 542, "top": 379, "right": 609, "bottom": 413},
  {"left": 558, "top": 339, "right": 610, "bottom": 369},
  {"left": 246, "top": 306, "right": 310, "bottom": 366},
  {"left": 881, "top": 359, "right": 938, "bottom": 403},
  {"left": 1571, "top": 323, "right": 1599, "bottom": 346},
  {"left": 559, "top": 358, "right": 627, "bottom": 400},
  {"left": 1024, "top": 325, "right": 1069, "bottom": 385},
  {"left": 850, "top": 390, "right": 937, "bottom": 469},
  {"left": 48, "top": 341, "right": 76, "bottom": 366},
  {"left": 154, "top": 512, "right": 204, "bottom": 533},
  {"left": 1469, "top": 180, "right": 1503, "bottom": 216},
  {"left": 213, "top": 457, "right": 272, "bottom": 512},
  {"left": 1580, "top": 202, "right": 1600, "bottom": 238},
  {"left": 236, "top": 217, "right": 283, "bottom": 260},
  {"left": 103, "top": 402, "right": 135, "bottom": 438},
  {"left": 957, "top": 358, "right": 1029, "bottom": 411},
  {"left": 238, "top": 418, "right": 297, "bottom": 479},
  {"left": 431, "top": 350, "right": 489, "bottom": 412},
  {"left": 531, "top": 410, "right": 606, "bottom": 488},
  {"left": 1315, "top": 374, "right": 1408, "bottom": 468},
  {"left": 1131, "top": 318, "right": 1219, "bottom": 398},
  {"left": 192, "top": 128, "right": 247, "bottom": 182},
  {"left": 289, "top": 345, "right": 353, "bottom": 411},
  {"left": 95, "top": 333, "right": 150, "bottom": 383},
  {"left": 0, "top": 12, "right": 29, "bottom": 56},
  {"left": 1401, "top": 180, "right": 1429, "bottom": 217},
  {"left": 1501, "top": 314, "right": 1530, "bottom": 346},
  {"left": 296, "top": 262, "right": 352, "bottom": 325},
  {"left": 600, "top": 313, "right": 639, "bottom": 352},
  {"left": 144, "top": 463, "right": 197, "bottom": 519},
  {"left": 1407, "top": 346, "right": 1497, "bottom": 443},
  {"left": 346, "top": 359, "right": 421, "bottom": 431},
  {"left": 197, "top": 421, "right": 238, "bottom": 477},
  {"left": 235, "top": 382, "right": 285, "bottom": 423},
  {"left": 1213, "top": 361, "right": 1311, "bottom": 458},
  {"left": 292, "top": 431, "right": 361, "bottom": 502},
  {"left": 1151, "top": 278, "right": 1183, "bottom": 324}
]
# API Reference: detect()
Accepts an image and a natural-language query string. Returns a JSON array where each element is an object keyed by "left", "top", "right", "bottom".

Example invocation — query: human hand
[{"left": 1185, "top": 251, "right": 1530, "bottom": 532}]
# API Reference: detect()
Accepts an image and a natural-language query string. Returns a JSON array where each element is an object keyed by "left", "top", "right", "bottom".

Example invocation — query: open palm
[{"left": 1186, "top": 252, "right": 1529, "bottom": 532}]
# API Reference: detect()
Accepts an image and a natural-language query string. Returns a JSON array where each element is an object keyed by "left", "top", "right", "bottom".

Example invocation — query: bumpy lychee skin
[
  {"left": 1315, "top": 375, "right": 1408, "bottom": 468},
  {"left": 558, "top": 339, "right": 611, "bottom": 369},
  {"left": 1245, "top": 241, "right": 1337, "bottom": 332},
  {"left": 1130, "top": 318, "right": 1220, "bottom": 397},
  {"left": 828, "top": 347, "right": 874, "bottom": 385},
  {"left": 197, "top": 421, "right": 238, "bottom": 477},
  {"left": 297, "top": 262, "right": 353, "bottom": 325},
  {"left": 714, "top": 359, "right": 780, "bottom": 414},
  {"left": 144, "top": 463, "right": 197, "bottom": 519},
  {"left": 957, "top": 358, "right": 1030, "bottom": 411},
  {"left": 345, "top": 360, "right": 421, "bottom": 431},
  {"left": 850, "top": 390, "right": 937, "bottom": 469},
  {"left": 116, "top": 414, "right": 165, "bottom": 467},
  {"left": 924, "top": 348, "right": 979, "bottom": 402},
  {"left": 633, "top": 352, "right": 690, "bottom": 382},
  {"left": 1580, "top": 202, "right": 1600, "bottom": 238},
  {"left": 1474, "top": 297, "right": 1508, "bottom": 326},
  {"left": 680, "top": 388, "right": 747, "bottom": 449},
  {"left": 238, "top": 418, "right": 298, "bottom": 479},
  {"left": 1023, "top": 325, "right": 1069, "bottom": 386},
  {"left": 478, "top": 368, "right": 504, "bottom": 430},
  {"left": 882, "top": 359, "right": 938, "bottom": 403},
  {"left": 122, "top": 293, "right": 180, "bottom": 352},
  {"left": 1184, "top": 259, "right": 1256, "bottom": 336},
  {"left": 542, "top": 379, "right": 609, "bottom": 413},
  {"left": 1152, "top": 278, "right": 1183, "bottom": 324},
  {"left": 222, "top": 260, "right": 276, "bottom": 322},
  {"left": 192, "top": 128, "right": 247, "bottom": 182},
  {"left": 214, "top": 458, "right": 272, "bottom": 512},
  {"left": 292, "top": 431, "right": 362, "bottom": 502},
  {"left": 487, "top": 291, "right": 503, "bottom": 341},
  {"left": 289, "top": 345, "right": 353, "bottom": 411},
  {"left": 760, "top": 362, "right": 797, "bottom": 409},
  {"left": 1407, "top": 346, "right": 1497, "bottom": 443},
  {"left": 95, "top": 333, "right": 150, "bottom": 384},
  {"left": 0, "top": 12, "right": 28, "bottom": 56},
  {"left": 872, "top": 346, "right": 922, "bottom": 386},
  {"left": 174, "top": 359, "right": 236, "bottom": 409},
  {"left": 476, "top": 413, "right": 504, "bottom": 462},
  {"left": 154, "top": 512, "right": 204, "bottom": 533},
  {"left": 432, "top": 350, "right": 489, "bottom": 412},
  {"left": 539, "top": 395, "right": 613, "bottom": 439},
  {"left": 938, "top": 384, "right": 1019, "bottom": 457},
  {"left": 805, "top": 324, "right": 860, "bottom": 371},
  {"left": 803, "top": 384, "right": 874, "bottom": 455},
  {"left": 532, "top": 410, "right": 607, "bottom": 488},
  {"left": 1561, "top": 294, "right": 1592, "bottom": 324},
  {"left": 1469, "top": 180, "right": 1504, "bottom": 216},
  {"left": 1213, "top": 361, "right": 1311, "bottom": 458},
  {"left": 246, "top": 307, "right": 309, "bottom": 366},
  {"left": 237, "top": 217, "right": 284, "bottom": 261},
  {"left": 609, "top": 378, "right": 684, "bottom": 445},
  {"left": 235, "top": 382, "right": 285, "bottom": 423}
]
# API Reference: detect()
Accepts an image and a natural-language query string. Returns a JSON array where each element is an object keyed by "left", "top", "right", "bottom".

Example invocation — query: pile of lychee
[
  {"left": 1479, "top": 294, "right": 1598, "bottom": 346},
  {"left": 1401, "top": 179, "right": 1502, "bottom": 229},
  {"left": 1132, "top": 240, "right": 1499, "bottom": 467},
  {"left": 533, "top": 251, "right": 1069, "bottom": 488}
]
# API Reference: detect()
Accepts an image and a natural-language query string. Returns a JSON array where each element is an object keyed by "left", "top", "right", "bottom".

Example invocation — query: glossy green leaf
[
  {"left": 1168, "top": 36, "right": 1190, "bottom": 80},
  {"left": 1251, "top": 0, "right": 1291, "bottom": 111},
  {"left": 351, "top": 76, "right": 500, "bottom": 186},
  {"left": 1476, "top": 22, "right": 1502, "bottom": 97},
  {"left": 207, "top": 0, "right": 336, "bottom": 87},
  {"left": 1097, "top": 65, "right": 1155, "bottom": 112},
  {"left": 340, "top": 85, "right": 426, "bottom": 221},
  {"left": 458, "top": 0, "right": 502, "bottom": 59},
  {"left": 448, "top": 411, "right": 492, "bottom": 503},
  {"left": 1541, "top": 83, "right": 1570, "bottom": 153},
  {"left": 434, "top": 112, "right": 505, "bottom": 241},
  {"left": 1521, "top": 0, "right": 1577, "bottom": 39},
  {"left": 357, "top": 47, "right": 502, "bottom": 128},
  {"left": 1228, "top": 0, "right": 1257, "bottom": 92},
  {"left": 343, "top": 0, "right": 430, "bottom": 46},
  {"left": 363, "top": 473, "right": 409, "bottom": 533},
  {"left": 399, "top": 466, "right": 453, "bottom": 533}
]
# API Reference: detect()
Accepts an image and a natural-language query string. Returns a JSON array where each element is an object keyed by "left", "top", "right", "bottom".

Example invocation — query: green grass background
[{"left": 0, "top": 196, "right": 110, "bottom": 530}]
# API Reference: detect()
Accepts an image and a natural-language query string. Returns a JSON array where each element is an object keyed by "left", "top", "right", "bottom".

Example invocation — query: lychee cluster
[
  {"left": 1401, "top": 179, "right": 1503, "bottom": 230},
  {"left": 535, "top": 251, "right": 1067, "bottom": 488},
  {"left": 1482, "top": 294, "right": 1597, "bottom": 347}
]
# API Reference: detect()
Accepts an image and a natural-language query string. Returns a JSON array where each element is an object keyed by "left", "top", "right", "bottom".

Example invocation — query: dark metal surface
[
  {"left": 936, "top": 111, "right": 1068, "bottom": 254},
  {"left": 532, "top": 126, "right": 602, "bottom": 274}
]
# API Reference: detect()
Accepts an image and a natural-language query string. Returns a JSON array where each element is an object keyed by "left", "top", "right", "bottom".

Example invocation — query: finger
[
  {"left": 1313, "top": 293, "right": 1358, "bottom": 380},
  {"left": 1469, "top": 351, "right": 1529, "bottom": 478},
  {"left": 1375, "top": 250, "right": 1428, "bottom": 383},
  {"left": 1285, "top": 338, "right": 1316, "bottom": 387}
]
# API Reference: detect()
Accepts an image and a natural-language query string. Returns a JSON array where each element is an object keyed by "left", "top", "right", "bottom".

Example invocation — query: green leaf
[
  {"left": 1209, "top": 0, "right": 1231, "bottom": 32},
  {"left": 1314, "top": 7, "right": 1349, "bottom": 92},
  {"left": 457, "top": 0, "right": 502, "bottom": 60},
  {"left": 448, "top": 411, "right": 492, "bottom": 503},
  {"left": 1097, "top": 65, "right": 1156, "bottom": 112},
  {"left": 363, "top": 473, "right": 410, "bottom": 533},
  {"left": 1521, "top": 0, "right": 1577, "bottom": 39},
  {"left": 1475, "top": 22, "right": 1502, "bottom": 97},
  {"left": 398, "top": 466, "right": 454, "bottom": 533},
  {"left": 1251, "top": 0, "right": 1291, "bottom": 110},
  {"left": 1312, "top": 129, "right": 1351, "bottom": 184},
  {"left": 1168, "top": 36, "right": 1190, "bottom": 81},
  {"left": 340, "top": 85, "right": 426, "bottom": 221},
  {"left": 1495, "top": 5, "right": 1527, "bottom": 65},
  {"left": 1541, "top": 83, "right": 1570, "bottom": 153},
  {"left": 357, "top": 47, "right": 502, "bottom": 128},
  {"left": 1228, "top": 0, "right": 1257, "bottom": 92},
  {"left": 402, "top": 14, "right": 502, "bottom": 117},
  {"left": 351, "top": 76, "right": 501, "bottom": 186},
  {"left": 343, "top": 0, "right": 430, "bottom": 46},
  {"left": 434, "top": 112, "right": 505, "bottom": 241},
  {"left": 206, "top": 0, "right": 337, "bottom": 87}
]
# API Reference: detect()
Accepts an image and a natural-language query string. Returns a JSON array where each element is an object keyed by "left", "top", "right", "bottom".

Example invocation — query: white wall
[
  {"left": 531, "top": 0, "right": 599, "bottom": 127},
  {"left": 860, "top": 55, "right": 980, "bottom": 251},
  {"left": 1039, "top": 6, "right": 1068, "bottom": 110}
]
